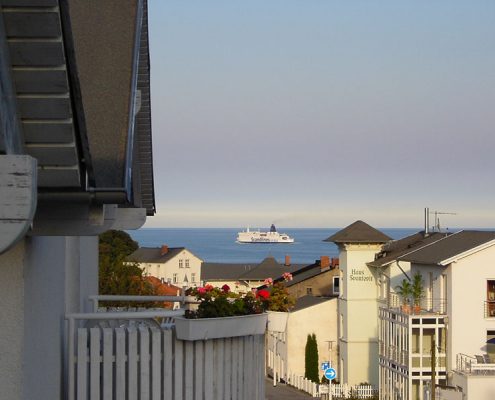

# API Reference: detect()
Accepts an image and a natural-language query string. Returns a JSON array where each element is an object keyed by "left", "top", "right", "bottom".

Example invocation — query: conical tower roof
[{"left": 324, "top": 220, "right": 391, "bottom": 244}]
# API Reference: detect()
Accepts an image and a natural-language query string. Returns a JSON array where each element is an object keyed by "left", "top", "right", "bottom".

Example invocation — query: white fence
[
  {"left": 66, "top": 298, "right": 265, "bottom": 400},
  {"left": 286, "top": 374, "right": 319, "bottom": 397}
]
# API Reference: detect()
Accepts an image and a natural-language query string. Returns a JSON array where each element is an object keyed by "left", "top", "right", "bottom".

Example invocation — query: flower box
[
  {"left": 266, "top": 311, "right": 289, "bottom": 332},
  {"left": 174, "top": 313, "right": 267, "bottom": 341}
]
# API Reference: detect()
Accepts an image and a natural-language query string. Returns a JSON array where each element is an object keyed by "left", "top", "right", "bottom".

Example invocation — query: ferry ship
[{"left": 236, "top": 224, "right": 294, "bottom": 244}]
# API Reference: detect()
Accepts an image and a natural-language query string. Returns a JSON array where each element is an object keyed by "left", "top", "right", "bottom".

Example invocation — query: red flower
[
  {"left": 257, "top": 289, "right": 270, "bottom": 300},
  {"left": 197, "top": 287, "right": 206, "bottom": 294},
  {"left": 205, "top": 284, "right": 214, "bottom": 292},
  {"left": 221, "top": 284, "right": 230, "bottom": 293}
]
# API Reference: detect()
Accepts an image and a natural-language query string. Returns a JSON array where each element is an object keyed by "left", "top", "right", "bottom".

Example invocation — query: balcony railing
[
  {"left": 386, "top": 293, "right": 447, "bottom": 315},
  {"left": 456, "top": 353, "right": 495, "bottom": 375},
  {"left": 484, "top": 301, "right": 495, "bottom": 318},
  {"left": 66, "top": 295, "right": 266, "bottom": 400},
  {"left": 379, "top": 342, "right": 408, "bottom": 366}
]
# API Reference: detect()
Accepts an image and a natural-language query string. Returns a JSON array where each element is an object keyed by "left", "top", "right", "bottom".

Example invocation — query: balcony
[
  {"left": 456, "top": 353, "right": 495, "bottom": 375},
  {"left": 65, "top": 295, "right": 266, "bottom": 400},
  {"left": 386, "top": 293, "right": 447, "bottom": 315}
]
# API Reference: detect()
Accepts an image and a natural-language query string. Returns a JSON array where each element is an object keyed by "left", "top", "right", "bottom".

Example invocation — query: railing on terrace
[
  {"left": 484, "top": 301, "right": 495, "bottom": 318},
  {"left": 66, "top": 295, "right": 266, "bottom": 400},
  {"left": 88, "top": 294, "right": 197, "bottom": 312},
  {"left": 387, "top": 293, "right": 447, "bottom": 315},
  {"left": 379, "top": 342, "right": 408, "bottom": 366},
  {"left": 456, "top": 353, "right": 495, "bottom": 375}
]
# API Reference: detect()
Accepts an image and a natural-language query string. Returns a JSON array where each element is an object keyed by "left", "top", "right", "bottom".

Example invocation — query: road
[{"left": 265, "top": 378, "right": 316, "bottom": 400}]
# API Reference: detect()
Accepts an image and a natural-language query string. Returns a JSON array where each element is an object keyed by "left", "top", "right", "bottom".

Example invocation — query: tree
[
  {"left": 305, "top": 333, "right": 319, "bottom": 383},
  {"left": 98, "top": 230, "right": 154, "bottom": 306}
]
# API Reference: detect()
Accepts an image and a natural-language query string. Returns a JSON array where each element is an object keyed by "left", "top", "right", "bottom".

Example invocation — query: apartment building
[
  {"left": 377, "top": 230, "right": 495, "bottom": 400},
  {"left": 327, "top": 220, "right": 495, "bottom": 400}
]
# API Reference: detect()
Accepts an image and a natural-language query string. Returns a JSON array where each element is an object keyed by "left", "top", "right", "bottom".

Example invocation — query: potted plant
[
  {"left": 175, "top": 284, "right": 267, "bottom": 340},
  {"left": 259, "top": 272, "right": 296, "bottom": 332},
  {"left": 411, "top": 273, "right": 424, "bottom": 314},
  {"left": 395, "top": 279, "right": 412, "bottom": 314}
]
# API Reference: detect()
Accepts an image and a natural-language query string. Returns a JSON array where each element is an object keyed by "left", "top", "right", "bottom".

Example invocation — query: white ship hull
[{"left": 236, "top": 226, "right": 294, "bottom": 244}]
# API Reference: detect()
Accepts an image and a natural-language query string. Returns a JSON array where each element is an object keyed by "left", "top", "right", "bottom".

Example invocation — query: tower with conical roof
[{"left": 325, "top": 221, "right": 391, "bottom": 387}]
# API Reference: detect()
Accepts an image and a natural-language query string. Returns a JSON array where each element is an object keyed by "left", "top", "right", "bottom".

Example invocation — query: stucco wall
[
  {"left": 0, "top": 236, "right": 98, "bottom": 400},
  {"left": 141, "top": 249, "right": 202, "bottom": 288},
  {"left": 0, "top": 241, "right": 25, "bottom": 400},
  {"left": 339, "top": 243, "right": 382, "bottom": 386},
  {"left": 452, "top": 372, "right": 495, "bottom": 400},
  {"left": 287, "top": 268, "right": 340, "bottom": 299},
  {"left": 286, "top": 299, "right": 338, "bottom": 378},
  {"left": 448, "top": 246, "right": 495, "bottom": 365}
]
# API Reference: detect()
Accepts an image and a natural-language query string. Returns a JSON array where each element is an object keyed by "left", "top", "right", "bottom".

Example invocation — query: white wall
[
  {"left": 448, "top": 246, "right": 495, "bottom": 366},
  {"left": 285, "top": 299, "right": 338, "bottom": 378},
  {"left": 0, "top": 236, "right": 98, "bottom": 400},
  {"left": 0, "top": 241, "right": 25, "bottom": 400},
  {"left": 141, "top": 249, "right": 202, "bottom": 288},
  {"left": 452, "top": 373, "right": 495, "bottom": 400},
  {"left": 339, "top": 243, "right": 382, "bottom": 386}
]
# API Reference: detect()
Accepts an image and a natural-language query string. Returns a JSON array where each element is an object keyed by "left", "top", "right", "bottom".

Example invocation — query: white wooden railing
[
  {"left": 318, "top": 383, "right": 378, "bottom": 399},
  {"left": 66, "top": 296, "right": 265, "bottom": 400}
]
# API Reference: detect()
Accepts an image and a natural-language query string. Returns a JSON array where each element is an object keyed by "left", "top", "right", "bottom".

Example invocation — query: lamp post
[{"left": 325, "top": 340, "right": 335, "bottom": 400}]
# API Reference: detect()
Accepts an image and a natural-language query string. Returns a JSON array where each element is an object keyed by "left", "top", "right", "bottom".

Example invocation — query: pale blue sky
[{"left": 146, "top": 0, "right": 495, "bottom": 228}]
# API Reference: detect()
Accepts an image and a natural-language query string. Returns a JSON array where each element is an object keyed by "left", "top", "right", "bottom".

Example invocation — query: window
[
  {"left": 173, "top": 273, "right": 178, "bottom": 284},
  {"left": 179, "top": 259, "right": 183, "bottom": 268},
  {"left": 185, "top": 259, "right": 190, "bottom": 268},
  {"left": 191, "top": 273, "right": 196, "bottom": 283},
  {"left": 487, "top": 280, "right": 495, "bottom": 317},
  {"left": 333, "top": 276, "right": 340, "bottom": 295},
  {"left": 306, "top": 287, "right": 313, "bottom": 295},
  {"left": 487, "top": 330, "right": 495, "bottom": 360}
]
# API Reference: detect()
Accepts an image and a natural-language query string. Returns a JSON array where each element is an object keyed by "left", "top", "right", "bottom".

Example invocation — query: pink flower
[
  {"left": 257, "top": 289, "right": 270, "bottom": 300},
  {"left": 221, "top": 284, "right": 230, "bottom": 293},
  {"left": 282, "top": 272, "right": 293, "bottom": 282},
  {"left": 205, "top": 284, "right": 214, "bottom": 292},
  {"left": 263, "top": 277, "right": 274, "bottom": 286},
  {"left": 197, "top": 287, "right": 206, "bottom": 294}
]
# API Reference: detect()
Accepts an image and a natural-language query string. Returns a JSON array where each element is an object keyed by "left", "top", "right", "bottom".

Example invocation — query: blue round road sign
[{"left": 324, "top": 368, "right": 336, "bottom": 380}]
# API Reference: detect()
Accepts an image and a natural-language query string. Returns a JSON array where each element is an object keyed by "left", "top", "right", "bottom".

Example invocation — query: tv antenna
[{"left": 429, "top": 210, "right": 457, "bottom": 232}]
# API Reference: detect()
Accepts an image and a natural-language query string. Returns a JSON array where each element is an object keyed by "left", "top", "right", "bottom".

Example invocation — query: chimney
[
  {"left": 320, "top": 256, "right": 330, "bottom": 270},
  {"left": 285, "top": 255, "right": 291, "bottom": 266},
  {"left": 331, "top": 258, "right": 339, "bottom": 269},
  {"left": 161, "top": 245, "right": 169, "bottom": 255}
]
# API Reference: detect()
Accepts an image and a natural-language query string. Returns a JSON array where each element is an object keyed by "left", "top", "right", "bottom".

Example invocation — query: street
[{"left": 265, "top": 379, "right": 316, "bottom": 400}]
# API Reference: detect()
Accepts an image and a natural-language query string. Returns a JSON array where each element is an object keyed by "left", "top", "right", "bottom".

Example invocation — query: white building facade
[
  {"left": 376, "top": 230, "right": 495, "bottom": 400},
  {"left": 128, "top": 246, "right": 203, "bottom": 288}
]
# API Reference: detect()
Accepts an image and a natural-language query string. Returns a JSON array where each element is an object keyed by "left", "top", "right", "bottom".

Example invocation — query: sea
[{"left": 127, "top": 228, "right": 420, "bottom": 264}]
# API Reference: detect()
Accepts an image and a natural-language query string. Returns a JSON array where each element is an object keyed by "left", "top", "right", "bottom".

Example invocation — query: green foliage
[
  {"left": 411, "top": 272, "right": 424, "bottom": 306},
  {"left": 185, "top": 286, "right": 263, "bottom": 318},
  {"left": 305, "top": 333, "right": 319, "bottom": 384},
  {"left": 395, "top": 279, "right": 412, "bottom": 305},
  {"left": 98, "top": 230, "right": 154, "bottom": 307},
  {"left": 265, "top": 282, "right": 296, "bottom": 312}
]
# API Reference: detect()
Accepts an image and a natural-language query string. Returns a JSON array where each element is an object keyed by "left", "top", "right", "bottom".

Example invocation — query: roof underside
[
  {"left": 401, "top": 230, "right": 495, "bottom": 265},
  {"left": 1, "top": 0, "right": 155, "bottom": 214},
  {"left": 324, "top": 220, "right": 392, "bottom": 244}
]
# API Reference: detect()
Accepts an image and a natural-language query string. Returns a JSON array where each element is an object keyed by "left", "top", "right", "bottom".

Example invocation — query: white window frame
[
  {"left": 185, "top": 259, "right": 190, "bottom": 268},
  {"left": 179, "top": 259, "right": 183, "bottom": 268},
  {"left": 333, "top": 276, "right": 340, "bottom": 295},
  {"left": 173, "top": 273, "right": 178, "bottom": 284}
]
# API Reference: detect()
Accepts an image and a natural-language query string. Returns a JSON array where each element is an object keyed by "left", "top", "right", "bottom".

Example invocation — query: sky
[{"left": 146, "top": 0, "right": 495, "bottom": 228}]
